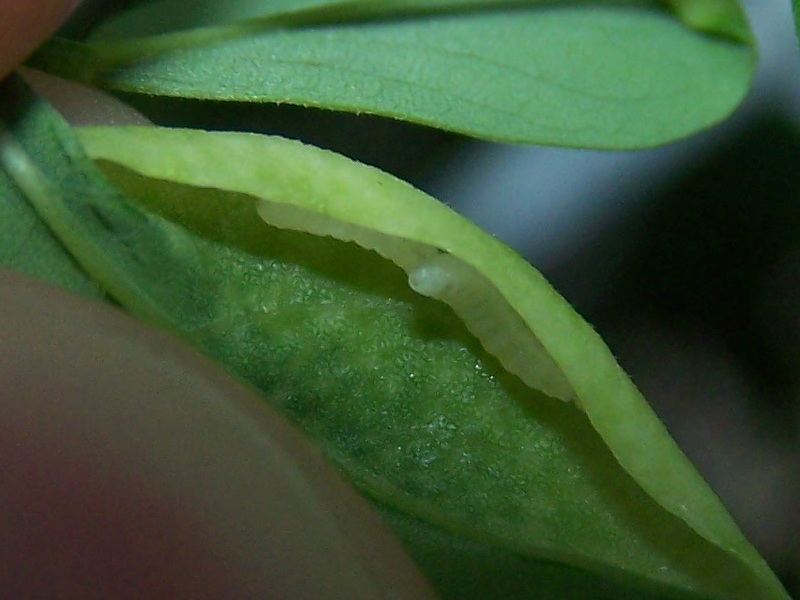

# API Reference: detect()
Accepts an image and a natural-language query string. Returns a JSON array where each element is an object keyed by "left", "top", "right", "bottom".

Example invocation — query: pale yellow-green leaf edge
[{"left": 76, "top": 125, "right": 790, "bottom": 600}]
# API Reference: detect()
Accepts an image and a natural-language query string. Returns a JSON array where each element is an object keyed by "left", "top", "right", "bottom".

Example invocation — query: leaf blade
[
  {"left": 0, "top": 76, "right": 107, "bottom": 299},
  {"left": 90, "top": 0, "right": 752, "bottom": 43},
  {"left": 76, "top": 124, "right": 790, "bottom": 600},
  {"left": 89, "top": 0, "right": 357, "bottom": 39},
  {"left": 33, "top": 4, "right": 756, "bottom": 149}
]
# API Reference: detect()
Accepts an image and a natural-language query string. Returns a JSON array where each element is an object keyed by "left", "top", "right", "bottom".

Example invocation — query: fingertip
[
  {"left": 0, "top": 0, "right": 81, "bottom": 78},
  {"left": 0, "top": 269, "right": 438, "bottom": 599},
  {"left": 19, "top": 67, "right": 153, "bottom": 127}
]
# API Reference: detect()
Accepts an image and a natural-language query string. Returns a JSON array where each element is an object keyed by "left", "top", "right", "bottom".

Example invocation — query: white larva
[
  {"left": 408, "top": 252, "right": 573, "bottom": 401},
  {"left": 256, "top": 198, "right": 575, "bottom": 403}
]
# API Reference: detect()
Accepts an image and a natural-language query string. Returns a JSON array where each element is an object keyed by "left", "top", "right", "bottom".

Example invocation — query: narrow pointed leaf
[
  {"left": 31, "top": 2, "right": 756, "bottom": 149},
  {"left": 75, "top": 124, "right": 790, "bottom": 600}
]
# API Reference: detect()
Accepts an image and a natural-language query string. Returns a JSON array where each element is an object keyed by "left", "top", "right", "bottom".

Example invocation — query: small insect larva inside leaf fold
[
  {"left": 256, "top": 198, "right": 575, "bottom": 404},
  {"left": 408, "top": 253, "right": 574, "bottom": 403}
]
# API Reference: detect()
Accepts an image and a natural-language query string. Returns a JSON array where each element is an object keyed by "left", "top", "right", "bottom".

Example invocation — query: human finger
[
  {"left": 0, "top": 268, "right": 437, "bottom": 600},
  {"left": 0, "top": 0, "right": 81, "bottom": 78}
]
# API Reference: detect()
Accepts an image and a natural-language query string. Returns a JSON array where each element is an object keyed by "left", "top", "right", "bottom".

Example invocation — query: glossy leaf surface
[{"left": 32, "top": 1, "right": 755, "bottom": 149}]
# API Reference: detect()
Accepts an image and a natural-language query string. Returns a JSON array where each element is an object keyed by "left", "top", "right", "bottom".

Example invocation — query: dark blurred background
[{"left": 62, "top": 0, "right": 800, "bottom": 595}]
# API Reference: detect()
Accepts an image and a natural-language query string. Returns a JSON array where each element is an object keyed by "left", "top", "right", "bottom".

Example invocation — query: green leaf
[
  {"left": 30, "top": 1, "right": 756, "bottom": 149},
  {"left": 0, "top": 76, "right": 203, "bottom": 322},
  {"left": 0, "top": 76, "right": 105, "bottom": 299},
  {"left": 662, "top": 0, "right": 752, "bottom": 41},
  {"left": 89, "top": 0, "right": 357, "bottom": 39},
  {"left": 375, "top": 501, "right": 730, "bottom": 600},
  {"left": 89, "top": 0, "right": 753, "bottom": 43},
  {"left": 73, "top": 124, "right": 790, "bottom": 600},
  {"left": 0, "top": 81, "right": 788, "bottom": 599}
]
